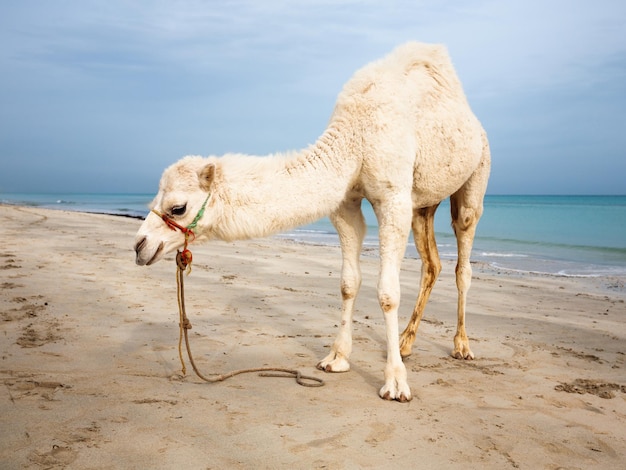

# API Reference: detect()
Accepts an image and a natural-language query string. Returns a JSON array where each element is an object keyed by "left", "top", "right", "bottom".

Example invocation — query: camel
[{"left": 134, "top": 42, "right": 491, "bottom": 402}]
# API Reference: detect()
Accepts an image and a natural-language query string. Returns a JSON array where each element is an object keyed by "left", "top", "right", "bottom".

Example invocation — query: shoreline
[
  {"left": 2, "top": 196, "right": 625, "bottom": 279},
  {"left": 4, "top": 201, "right": 625, "bottom": 293},
  {"left": 1, "top": 204, "right": 625, "bottom": 468}
]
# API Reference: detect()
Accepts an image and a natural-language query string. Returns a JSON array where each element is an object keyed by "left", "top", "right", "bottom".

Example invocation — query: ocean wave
[
  {"left": 479, "top": 252, "right": 528, "bottom": 258},
  {"left": 290, "top": 228, "right": 336, "bottom": 235},
  {"left": 489, "top": 262, "right": 626, "bottom": 278},
  {"left": 477, "top": 235, "right": 626, "bottom": 254}
]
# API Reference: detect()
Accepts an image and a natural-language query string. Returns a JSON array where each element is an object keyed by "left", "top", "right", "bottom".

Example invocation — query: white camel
[{"left": 134, "top": 42, "right": 491, "bottom": 402}]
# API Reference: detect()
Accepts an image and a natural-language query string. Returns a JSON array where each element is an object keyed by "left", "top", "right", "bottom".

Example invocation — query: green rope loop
[{"left": 186, "top": 193, "right": 211, "bottom": 231}]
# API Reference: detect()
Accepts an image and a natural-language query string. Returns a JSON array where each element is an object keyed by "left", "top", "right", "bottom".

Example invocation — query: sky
[{"left": 0, "top": 0, "right": 625, "bottom": 195}]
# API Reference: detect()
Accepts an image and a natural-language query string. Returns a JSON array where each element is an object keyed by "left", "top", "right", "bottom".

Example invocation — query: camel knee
[
  {"left": 453, "top": 207, "right": 478, "bottom": 231},
  {"left": 455, "top": 262, "right": 472, "bottom": 277},
  {"left": 378, "top": 291, "right": 399, "bottom": 314},
  {"left": 455, "top": 263, "right": 472, "bottom": 289},
  {"left": 425, "top": 260, "right": 442, "bottom": 283},
  {"left": 379, "top": 294, "right": 395, "bottom": 314},
  {"left": 377, "top": 267, "right": 401, "bottom": 314},
  {"left": 434, "top": 258, "right": 442, "bottom": 276},
  {"left": 341, "top": 280, "right": 360, "bottom": 300},
  {"left": 340, "top": 276, "right": 361, "bottom": 301}
]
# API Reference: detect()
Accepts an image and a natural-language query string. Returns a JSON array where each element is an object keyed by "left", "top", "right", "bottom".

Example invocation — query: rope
[
  {"left": 185, "top": 193, "right": 211, "bottom": 231},
  {"left": 174, "top": 251, "right": 324, "bottom": 388}
]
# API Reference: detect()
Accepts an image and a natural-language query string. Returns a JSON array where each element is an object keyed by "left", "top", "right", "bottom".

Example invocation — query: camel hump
[
  {"left": 391, "top": 42, "right": 461, "bottom": 90},
  {"left": 392, "top": 41, "right": 450, "bottom": 66},
  {"left": 372, "top": 42, "right": 453, "bottom": 77},
  {"left": 339, "top": 41, "right": 460, "bottom": 101}
]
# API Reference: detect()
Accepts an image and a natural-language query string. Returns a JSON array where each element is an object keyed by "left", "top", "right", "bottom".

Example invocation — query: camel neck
[{"left": 212, "top": 120, "right": 360, "bottom": 241}]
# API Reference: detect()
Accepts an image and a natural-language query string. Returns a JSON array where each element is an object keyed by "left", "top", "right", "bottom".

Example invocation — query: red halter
[{"left": 150, "top": 193, "right": 210, "bottom": 270}]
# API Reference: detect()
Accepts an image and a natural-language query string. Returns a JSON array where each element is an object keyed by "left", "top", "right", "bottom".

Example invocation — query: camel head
[{"left": 134, "top": 156, "right": 218, "bottom": 266}]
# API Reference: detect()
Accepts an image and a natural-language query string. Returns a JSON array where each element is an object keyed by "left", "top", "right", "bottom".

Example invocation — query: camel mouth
[
  {"left": 135, "top": 240, "right": 165, "bottom": 266},
  {"left": 145, "top": 242, "right": 165, "bottom": 266}
]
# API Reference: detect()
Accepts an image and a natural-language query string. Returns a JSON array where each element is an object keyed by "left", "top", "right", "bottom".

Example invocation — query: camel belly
[
  {"left": 411, "top": 169, "right": 474, "bottom": 208},
  {"left": 410, "top": 119, "right": 485, "bottom": 207},
  {"left": 355, "top": 126, "right": 484, "bottom": 209}
]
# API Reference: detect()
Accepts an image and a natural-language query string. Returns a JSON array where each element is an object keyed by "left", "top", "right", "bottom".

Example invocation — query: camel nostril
[{"left": 134, "top": 236, "right": 147, "bottom": 254}]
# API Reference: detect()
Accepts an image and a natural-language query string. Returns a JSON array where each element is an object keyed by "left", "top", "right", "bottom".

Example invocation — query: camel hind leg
[
  {"left": 399, "top": 204, "right": 442, "bottom": 358},
  {"left": 450, "top": 143, "right": 490, "bottom": 360},
  {"left": 317, "top": 196, "right": 366, "bottom": 373}
]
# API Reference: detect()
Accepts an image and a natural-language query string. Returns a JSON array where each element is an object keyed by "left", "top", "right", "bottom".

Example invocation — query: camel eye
[{"left": 170, "top": 204, "right": 187, "bottom": 217}]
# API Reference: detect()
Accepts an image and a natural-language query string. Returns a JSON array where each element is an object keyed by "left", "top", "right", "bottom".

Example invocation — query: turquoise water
[
  {"left": 282, "top": 195, "right": 626, "bottom": 277},
  {"left": 2, "top": 193, "right": 625, "bottom": 277}
]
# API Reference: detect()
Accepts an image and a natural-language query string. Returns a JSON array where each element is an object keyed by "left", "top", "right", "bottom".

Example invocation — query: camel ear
[{"left": 198, "top": 163, "right": 216, "bottom": 191}]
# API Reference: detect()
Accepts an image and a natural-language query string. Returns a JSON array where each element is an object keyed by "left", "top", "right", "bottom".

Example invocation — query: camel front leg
[
  {"left": 317, "top": 197, "right": 365, "bottom": 373},
  {"left": 375, "top": 199, "right": 412, "bottom": 402}
]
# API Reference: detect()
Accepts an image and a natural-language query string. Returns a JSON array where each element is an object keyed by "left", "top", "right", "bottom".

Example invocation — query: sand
[{"left": 1, "top": 204, "right": 625, "bottom": 469}]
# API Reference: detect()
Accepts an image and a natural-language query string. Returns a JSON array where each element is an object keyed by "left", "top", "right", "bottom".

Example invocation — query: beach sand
[{"left": 1, "top": 204, "right": 625, "bottom": 469}]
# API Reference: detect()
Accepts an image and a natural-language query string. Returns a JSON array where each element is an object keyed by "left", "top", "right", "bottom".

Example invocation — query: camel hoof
[
  {"left": 379, "top": 381, "right": 412, "bottom": 402},
  {"left": 379, "top": 390, "right": 411, "bottom": 402},
  {"left": 452, "top": 335, "right": 474, "bottom": 360},
  {"left": 451, "top": 349, "right": 475, "bottom": 360},
  {"left": 316, "top": 362, "right": 333, "bottom": 372},
  {"left": 316, "top": 355, "right": 350, "bottom": 373}
]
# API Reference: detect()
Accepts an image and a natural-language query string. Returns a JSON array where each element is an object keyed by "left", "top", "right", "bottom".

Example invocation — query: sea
[{"left": 2, "top": 193, "right": 625, "bottom": 278}]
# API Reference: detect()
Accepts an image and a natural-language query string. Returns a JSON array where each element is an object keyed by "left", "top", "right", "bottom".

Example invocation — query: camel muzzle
[{"left": 134, "top": 237, "right": 164, "bottom": 266}]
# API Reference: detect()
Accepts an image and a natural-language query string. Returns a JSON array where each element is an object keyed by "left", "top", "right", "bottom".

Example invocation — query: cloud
[{"left": 0, "top": 0, "right": 625, "bottom": 194}]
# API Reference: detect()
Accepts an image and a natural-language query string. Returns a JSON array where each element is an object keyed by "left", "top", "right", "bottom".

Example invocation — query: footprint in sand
[
  {"left": 16, "top": 321, "right": 62, "bottom": 348},
  {"left": 555, "top": 378, "right": 626, "bottom": 399},
  {"left": 29, "top": 445, "right": 78, "bottom": 467}
]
